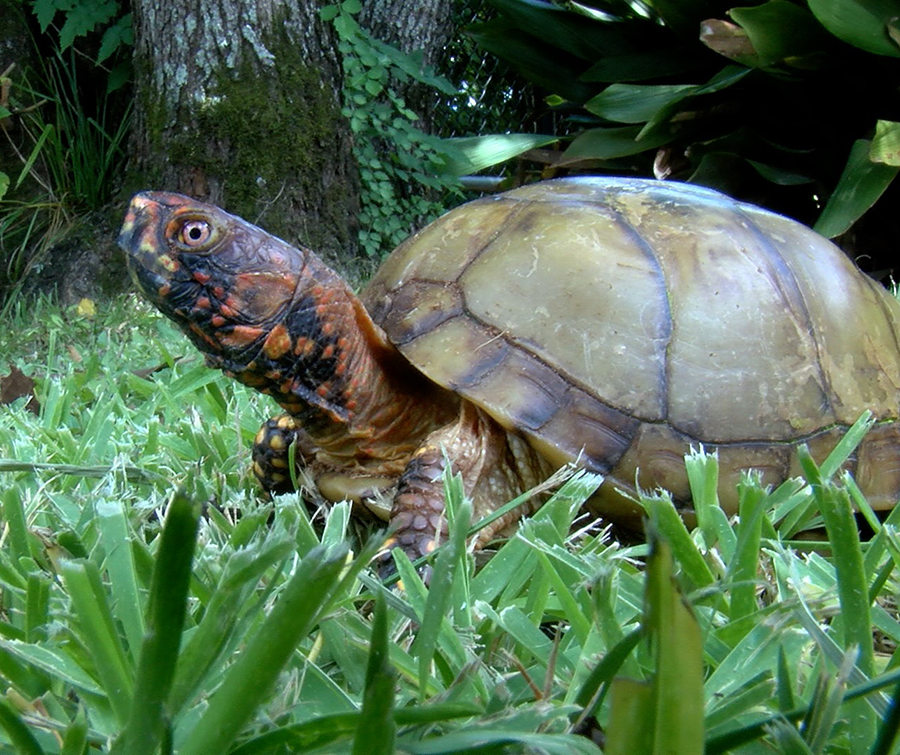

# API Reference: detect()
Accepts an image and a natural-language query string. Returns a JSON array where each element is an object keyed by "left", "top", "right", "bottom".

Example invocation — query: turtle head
[
  {"left": 119, "top": 191, "right": 311, "bottom": 367},
  {"left": 119, "top": 191, "right": 362, "bottom": 422}
]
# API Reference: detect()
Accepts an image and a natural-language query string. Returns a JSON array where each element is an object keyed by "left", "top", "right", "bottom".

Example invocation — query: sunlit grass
[{"left": 0, "top": 295, "right": 899, "bottom": 753}]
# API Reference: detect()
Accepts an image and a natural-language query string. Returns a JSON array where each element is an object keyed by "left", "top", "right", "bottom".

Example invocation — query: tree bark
[{"left": 129, "top": 0, "right": 358, "bottom": 261}]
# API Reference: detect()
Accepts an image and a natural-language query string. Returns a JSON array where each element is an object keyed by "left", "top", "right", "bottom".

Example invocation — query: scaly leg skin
[
  {"left": 385, "top": 402, "right": 554, "bottom": 565},
  {"left": 251, "top": 414, "right": 318, "bottom": 495}
]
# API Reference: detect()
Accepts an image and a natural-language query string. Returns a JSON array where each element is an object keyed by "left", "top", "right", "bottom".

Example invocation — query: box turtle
[{"left": 119, "top": 177, "right": 900, "bottom": 559}]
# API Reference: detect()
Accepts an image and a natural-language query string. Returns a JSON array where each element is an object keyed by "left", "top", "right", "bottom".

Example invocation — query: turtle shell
[{"left": 364, "top": 177, "right": 900, "bottom": 521}]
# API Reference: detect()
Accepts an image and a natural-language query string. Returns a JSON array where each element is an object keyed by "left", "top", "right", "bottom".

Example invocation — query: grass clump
[{"left": 0, "top": 297, "right": 899, "bottom": 753}]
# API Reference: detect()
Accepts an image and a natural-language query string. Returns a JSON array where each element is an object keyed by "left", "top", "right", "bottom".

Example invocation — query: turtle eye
[{"left": 179, "top": 220, "right": 212, "bottom": 247}]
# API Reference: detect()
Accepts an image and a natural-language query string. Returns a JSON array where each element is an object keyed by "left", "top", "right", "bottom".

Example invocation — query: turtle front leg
[
  {"left": 386, "top": 402, "right": 553, "bottom": 564},
  {"left": 251, "top": 413, "right": 318, "bottom": 495}
]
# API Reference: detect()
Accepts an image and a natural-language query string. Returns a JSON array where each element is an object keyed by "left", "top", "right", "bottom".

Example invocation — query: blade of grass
[
  {"left": 351, "top": 593, "right": 395, "bottom": 755},
  {"left": 24, "top": 574, "right": 50, "bottom": 643},
  {"left": 58, "top": 559, "right": 133, "bottom": 725},
  {"left": 177, "top": 543, "right": 350, "bottom": 755},
  {"left": 641, "top": 491, "right": 719, "bottom": 597},
  {"left": 604, "top": 678, "right": 655, "bottom": 755},
  {"left": 573, "top": 625, "right": 642, "bottom": 723},
  {"left": 801, "top": 449, "right": 876, "bottom": 754},
  {"left": 409, "top": 469, "right": 471, "bottom": 700},
  {"left": 798, "top": 449, "right": 875, "bottom": 673},
  {"left": 167, "top": 536, "right": 296, "bottom": 712},
  {"left": 0, "top": 697, "right": 45, "bottom": 755},
  {"left": 685, "top": 446, "right": 735, "bottom": 556},
  {"left": 647, "top": 535, "right": 705, "bottom": 754},
  {"left": 60, "top": 705, "right": 89, "bottom": 755},
  {"left": 726, "top": 475, "right": 767, "bottom": 622},
  {"left": 871, "top": 675, "right": 900, "bottom": 755},
  {"left": 0, "top": 640, "right": 103, "bottom": 695},
  {"left": 96, "top": 499, "right": 145, "bottom": 658},
  {"left": 400, "top": 728, "right": 602, "bottom": 754},
  {"left": 802, "top": 659, "right": 848, "bottom": 753},
  {"left": 605, "top": 535, "right": 704, "bottom": 754},
  {"left": 2, "top": 488, "right": 34, "bottom": 574},
  {"left": 111, "top": 490, "right": 200, "bottom": 755}
]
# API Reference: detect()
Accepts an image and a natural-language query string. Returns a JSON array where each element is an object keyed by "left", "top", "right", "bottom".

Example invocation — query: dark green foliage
[
  {"left": 463, "top": 0, "right": 900, "bottom": 249},
  {"left": 0, "top": 0, "right": 131, "bottom": 299},
  {"left": 323, "top": 0, "right": 463, "bottom": 258}
]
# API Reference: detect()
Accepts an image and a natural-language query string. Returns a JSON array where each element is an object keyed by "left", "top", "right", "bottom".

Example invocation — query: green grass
[{"left": 1, "top": 295, "right": 900, "bottom": 754}]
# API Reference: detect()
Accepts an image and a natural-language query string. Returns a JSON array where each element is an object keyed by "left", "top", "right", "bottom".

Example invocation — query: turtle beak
[{"left": 119, "top": 192, "right": 195, "bottom": 297}]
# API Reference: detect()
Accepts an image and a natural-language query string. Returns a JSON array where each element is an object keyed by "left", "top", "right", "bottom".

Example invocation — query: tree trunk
[{"left": 129, "top": 0, "right": 358, "bottom": 261}]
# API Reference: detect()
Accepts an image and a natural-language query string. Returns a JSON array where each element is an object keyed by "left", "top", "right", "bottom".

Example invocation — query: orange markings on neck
[
  {"left": 293, "top": 337, "right": 316, "bottom": 358},
  {"left": 188, "top": 322, "right": 219, "bottom": 348},
  {"left": 218, "top": 325, "right": 264, "bottom": 348},
  {"left": 193, "top": 270, "right": 211, "bottom": 284},
  {"left": 262, "top": 323, "right": 292, "bottom": 359}
]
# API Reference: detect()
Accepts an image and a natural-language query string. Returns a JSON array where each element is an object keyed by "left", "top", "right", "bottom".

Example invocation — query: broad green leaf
[
  {"left": 581, "top": 47, "right": 706, "bottom": 82},
  {"left": 564, "top": 124, "right": 671, "bottom": 160},
  {"left": 813, "top": 139, "right": 897, "bottom": 237},
  {"left": 647, "top": 0, "right": 725, "bottom": 38},
  {"left": 97, "top": 14, "right": 133, "bottom": 64},
  {"left": 438, "top": 133, "right": 558, "bottom": 176},
  {"left": 469, "top": 18, "right": 596, "bottom": 103},
  {"left": 871, "top": 119, "right": 900, "bottom": 165},
  {"left": 31, "top": 0, "right": 57, "bottom": 31},
  {"left": 486, "top": 0, "right": 627, "bottom": 60},
  {"left": 584, "top": 84, "right": 695, "bottom": 124},
  {"left": 808, "top": 0, "right": 900, "bottom": 57},
  {"left": 729, "top": 1, "right": 833, "bottom": 67},
  {"left": 58, "top": 0, "right": 117, "bottom": 50},
  {"left": 746, "top": 159, "right": 814, "bottom": 185}
]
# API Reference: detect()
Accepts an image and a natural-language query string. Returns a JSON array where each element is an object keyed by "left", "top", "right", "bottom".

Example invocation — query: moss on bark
[{"left": 129, "top": 1, "right": 359, "bottom": 266}]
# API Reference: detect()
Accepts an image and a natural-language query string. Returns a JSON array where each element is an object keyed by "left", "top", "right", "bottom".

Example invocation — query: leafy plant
[
  {"left": 450, "top": 0, "right": 900, "bottom": 243},
  {"left": 0, "top": 0, "right": 132, "bottom": 300},
  {"left": 322, "top": 0, "right": 462, "bottom": 257}
]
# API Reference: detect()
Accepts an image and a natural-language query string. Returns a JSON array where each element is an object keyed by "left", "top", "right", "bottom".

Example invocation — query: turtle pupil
[{"left": 181, "top": 221, "right": 209, "bottom": 245}]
